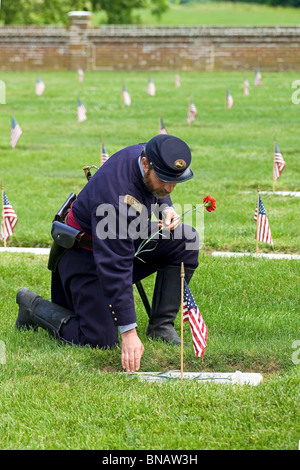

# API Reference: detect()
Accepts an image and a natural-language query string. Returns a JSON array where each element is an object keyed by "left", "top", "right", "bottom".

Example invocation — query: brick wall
[
  {"left": 88, "top": 25, "right": 300, "bottom": 72},
  {"left": 0, "top": 26, "right": 70, "bottom": 70},
  {"left": 0, "top": 12, "right": 299, "bottom": 72}
]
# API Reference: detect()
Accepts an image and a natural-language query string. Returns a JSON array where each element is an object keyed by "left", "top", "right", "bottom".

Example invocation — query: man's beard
[{"left": 143, "top": 170, "right": 169, "bottom": 199}]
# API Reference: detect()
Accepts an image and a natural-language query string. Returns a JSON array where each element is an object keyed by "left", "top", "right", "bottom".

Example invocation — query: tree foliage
[
  {"left": 0, "top": 0, "right": 169, "bottom": 25},
  {"left": 91, "top": 0, "right": 169, "bottom": 24},
  {"left": 0, "top": 0, "right": 90, "bottom": 25}
]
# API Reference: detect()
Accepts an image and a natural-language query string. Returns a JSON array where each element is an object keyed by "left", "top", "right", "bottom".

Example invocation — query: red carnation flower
[{"left": 203, "top": 195, "right": 216, "bottom": 212}]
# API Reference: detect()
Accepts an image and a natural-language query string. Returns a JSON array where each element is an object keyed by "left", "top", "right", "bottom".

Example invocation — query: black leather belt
[{"left": 75, "top": 233, "right": 93, "bottom": 251}]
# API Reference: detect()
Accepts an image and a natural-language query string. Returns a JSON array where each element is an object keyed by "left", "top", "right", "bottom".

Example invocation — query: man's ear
[{"left": 141, "top": 156, "right": 148, "bottom": 173}]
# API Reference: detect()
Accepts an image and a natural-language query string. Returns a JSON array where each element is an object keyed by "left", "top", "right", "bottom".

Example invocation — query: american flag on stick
[
  {"left": 226, "top": 89, "right": 233, "bottom": 109},
  {"left": 254, "top": 195, "right": 273, "bottom": 245},
  {"left": 159, "top": 116, "right": 168, "bottom": 135},
  {"left": 273, "top": 142, "right": 286, "bottom": 181},
  {"left": 187, "top": 98, "right": 197, "bottom": 125},
  {"left": 35, "top": 77, "right": 45, "bottom": 96},
  {"left": 147, "top": 77, "right": 155, "bottom": 96},
  {"left": 254, "top": 70, "right": 262, "bottom": 86},
  {"left": 101, "top": 140, "right": 109, "bottom": 166},
  {"left": 122, "top": 85, "right": 131, "bottom": 106},
  {"left": 1, "top": 186, "right": 18, "bottom": 246},
  {"left": 183, "top": 280, "right": 207, "bottom": 358},
  {"left": 175, "top": 73, "right": 180, "bottom": 88},
  {"left": 77, "top": 98, "right": 87, "bottom": 123},
  {"left": 243, "top": 78, "right": 249, "bottom": 96},
  {"left": 77, "top": 68, "right": 84, "bottom": 83},
  {"left": 10, "top": 116, "right": 22, "bottom": 149}
]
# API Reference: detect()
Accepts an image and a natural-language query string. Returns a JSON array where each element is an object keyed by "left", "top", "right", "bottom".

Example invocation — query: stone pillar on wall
[{"left": 68, "top": 11, "right": 92, "bottom": 71}]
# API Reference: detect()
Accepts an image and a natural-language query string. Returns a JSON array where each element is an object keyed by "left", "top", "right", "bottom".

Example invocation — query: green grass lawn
[
  {"left": 93, "top": 1, "right": 300, "bottom": 26},
  {"left": 0, "top": 252, "right": 299, "bottom": 450},
  {"left": 0, "top": 70, "right": 299, "bottom": 251},
  {"left": 0, "top": 71, "right": 299, "bottom": 449}
]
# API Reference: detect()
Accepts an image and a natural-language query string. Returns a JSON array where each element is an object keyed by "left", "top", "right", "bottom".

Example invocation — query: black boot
[
  {"left": 16, "top": 288, "right": 75, "bottom": 340},
  {"left": 146, "top": 265, "right": 195, "bottom": 344}
]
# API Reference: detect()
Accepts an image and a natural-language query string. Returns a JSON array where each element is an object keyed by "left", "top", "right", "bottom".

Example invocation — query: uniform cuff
[
  {"left": 107, "top": 303, "right": 137, "bottom": 326},
  {"left": 119, "top": 323, "right": 137, "bottom": 334}
]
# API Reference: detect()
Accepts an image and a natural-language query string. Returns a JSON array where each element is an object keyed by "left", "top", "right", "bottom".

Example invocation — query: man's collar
[{"left": 138, "top": 156, "right": 144, "bottom": 177}]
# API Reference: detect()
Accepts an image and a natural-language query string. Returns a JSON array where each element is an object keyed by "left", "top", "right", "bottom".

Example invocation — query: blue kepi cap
[{"left": 145, "top": 134, "right": 193, "bottom": 183}]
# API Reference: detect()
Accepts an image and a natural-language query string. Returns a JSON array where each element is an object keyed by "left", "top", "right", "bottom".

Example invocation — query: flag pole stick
[
  {"left": 255, "top": 184, "right": 260, "bottom": 256},
  {"left": 1, "top": 181, "right": 6, "bottom": 248},
  {"left": 180, "top": 262, "right": 185, "bottom": 381},
  {"left": 273, "top": 135, "right": 276, "bottom": 192}
]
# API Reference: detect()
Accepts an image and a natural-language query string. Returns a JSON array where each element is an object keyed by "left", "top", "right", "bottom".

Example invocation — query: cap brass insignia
[{"left": 174, "top": 159, "right": 186, "bottom": 170}]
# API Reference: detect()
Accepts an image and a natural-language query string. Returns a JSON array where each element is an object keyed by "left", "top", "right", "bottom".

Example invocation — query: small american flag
[
  {"left": 254, "top": 196, "right": 273, "bottom": 245},
  {"left": 243, "top": 78, "right": 249, "bottom": 96},
  {"left": 77, "top": 98, "right": 87, "bottom": 123},
  {"left": 10, "top": 116, "right": 22, "bottom": 149},
  {"left": 183, "top": 280, "right": 207, "bottom": 358},
  {"left": 101, "top": 142, "right": 109, "bottom": 166},
  {"left": 254, "top": 70, "right": 262, "bottom": 86},
  {"left": 1, "top": 191, "right": 18, "bottom": 243},
  {"left": 187, "top": 99, "right": 197, "bottom": 125},
  {"left": 35, "top": 77, "right": 45, "bottom": 96},
  {"left": 159, "top": 116, "right": 168, "bottom": 135},
  {"left": 273, "top": 143, "right": 286, "bottom": 181},
  {"left": 175, "top": 73, "right": 180, "bottom": 88},
  {"left": 77, "top": 68, "right": 84, "bottom": 83},
  {"left": 122, "top": 85, "right": 131, "bottom": 106},
  {"left": 147, "top": 77, "right": 155, "bottom": 96},
  {"left": 226, "top": 89, "right": 233, "bottom": 109}
]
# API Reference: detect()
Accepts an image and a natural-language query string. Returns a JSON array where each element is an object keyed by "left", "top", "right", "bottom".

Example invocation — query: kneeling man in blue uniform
[{"left": 16, "top": 135, "right": 199, "bottom": 373}]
